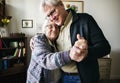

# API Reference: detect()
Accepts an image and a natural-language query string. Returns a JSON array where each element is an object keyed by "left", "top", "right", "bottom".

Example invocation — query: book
[
  {"left": 23, "top": 48, "right": 26, "bottom": 56},
  {"left": 0, "top": 60, "right": 3, "bottom": 70},
  {"left": 1, "top": 39, "right": 8, "bottom": 48},
  {"left": 0, "top": 39, "right": 2, "bottom": 48},
  {"left": 3, "top": 60, "right": 8, "bottom": 70},
  {"left": 18, "top": 48, "right": 21, "bottom": 57},
  {"left": 13, "top": 48, "right": 19, "bottom": 57},
  {"left": 2, "top": 56, "right": 15, "bottom": 59}
]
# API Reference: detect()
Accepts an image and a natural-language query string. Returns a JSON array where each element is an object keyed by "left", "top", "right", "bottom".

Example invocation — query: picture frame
[
  {"left": 22, "top": 19, "right": 33, "bottom": 28},
  {"left": 62, "top": 0, "right": 84, "bottom": 13}
]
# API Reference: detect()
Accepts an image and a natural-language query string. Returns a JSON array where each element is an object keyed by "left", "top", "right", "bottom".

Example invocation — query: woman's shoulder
[
  {"left": 34, "top": 33, "right": 48, "bottom": 42},
  {"left": 34, "top": 33, "right": 47, "bottom": 39}
]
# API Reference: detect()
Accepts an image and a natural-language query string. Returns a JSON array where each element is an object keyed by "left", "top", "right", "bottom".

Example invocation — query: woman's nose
[{"left": 52, "top": 27, "right": 56, "bottom": 31}]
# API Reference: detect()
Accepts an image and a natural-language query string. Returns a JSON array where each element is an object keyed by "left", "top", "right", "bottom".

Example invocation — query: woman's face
[{"left": 45, "top": 22, "right": 59, "bottom": 41}]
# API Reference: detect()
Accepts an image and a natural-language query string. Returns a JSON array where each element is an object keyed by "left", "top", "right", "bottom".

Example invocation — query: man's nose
[{"left": 50, "top": 15, "right": 56, "bottom": 21}]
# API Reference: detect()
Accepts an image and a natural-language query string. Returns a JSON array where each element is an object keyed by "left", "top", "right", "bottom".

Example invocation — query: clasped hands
[{"left": 69, "top": 34, "right": 88, "bottom": 62}]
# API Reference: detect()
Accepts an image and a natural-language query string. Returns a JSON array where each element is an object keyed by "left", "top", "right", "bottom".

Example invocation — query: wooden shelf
[
  {"left": 0, "top": 47, "right": 16, "bottom": 50},
  {"left": 0, "top": 1, "right": 27, "bottom": 82},
  {"left": 0, "top": 36, "right": 27, "bottom": 81},
  {"left": 0, "top": 63, "right": 26, "bottom": 77}
]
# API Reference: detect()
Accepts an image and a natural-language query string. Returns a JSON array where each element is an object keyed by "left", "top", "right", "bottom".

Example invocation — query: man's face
[{"left": 44, "top": 2, "right": 67, "bottom": 26}]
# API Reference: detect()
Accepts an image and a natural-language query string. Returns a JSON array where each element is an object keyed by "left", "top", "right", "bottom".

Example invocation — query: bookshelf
[
  {"left": 0, "top": 0, "right": 5, "bottom": 27},
  {"left": 0, "top": 36, "right": 27, "bottom": 82}
]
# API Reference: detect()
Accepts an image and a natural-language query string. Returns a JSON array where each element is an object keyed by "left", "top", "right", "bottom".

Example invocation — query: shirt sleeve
[
  {"left": 31, "top": 33, "right": 71, "bottom": 70},
  {"left": 87, "top": 15, "right": 111, "bottom": 59}
]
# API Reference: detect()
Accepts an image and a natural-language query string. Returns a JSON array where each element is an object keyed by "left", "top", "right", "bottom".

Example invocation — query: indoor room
[{"left": 0, "top": 0, "right": 120, "bottom": 83}]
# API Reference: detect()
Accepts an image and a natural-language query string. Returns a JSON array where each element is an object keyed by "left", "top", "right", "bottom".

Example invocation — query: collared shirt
[
  {"left": 48, "top": 39, "right": 57, "bottom": 52},
  {"left": 57, "top": 11, "right": 78, "bottom": 73}
]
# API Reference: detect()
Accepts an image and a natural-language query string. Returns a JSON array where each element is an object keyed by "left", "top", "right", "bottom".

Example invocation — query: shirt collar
[
  {"left": 47, "top": 38, "right": 55, "bottom": 47},
  {"left": 61, "top": 11, "right": 72, "bottom": 30}
]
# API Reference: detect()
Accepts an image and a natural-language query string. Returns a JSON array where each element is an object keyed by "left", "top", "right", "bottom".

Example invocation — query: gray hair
[
  {"left": 40, "top": 0, "right": 61, "bottom": 11},
  {"left": 41, "top": 20, "right": 49, "bottom": 33}
]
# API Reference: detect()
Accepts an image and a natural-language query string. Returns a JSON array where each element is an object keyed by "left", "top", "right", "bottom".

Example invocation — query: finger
[
  {"left": 74, "top": 40, "right": 83, "bottom": 47},
  {"left": 75, "top": 39, "right": 88, "bottom": 49},
  {"left": 70, "top": 49, "right": 78, "bottom": 60},
  {"left": 73, "top": 46, "right": 81, "bottom": 54},
  {"left": 77, "top": 34, "right": 81, "bottom": 40},
  {"left": 79, "top": 44, "right": 88, "bottom": 50}
]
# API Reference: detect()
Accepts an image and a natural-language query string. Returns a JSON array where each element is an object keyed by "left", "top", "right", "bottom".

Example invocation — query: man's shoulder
[{"left": 78, "top": 13, "right": 92, "bottom": 19}]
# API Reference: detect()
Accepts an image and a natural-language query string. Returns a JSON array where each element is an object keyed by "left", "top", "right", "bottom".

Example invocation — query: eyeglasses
[{"left": 45, "top": 7, "right": 57, "bottom": 20}]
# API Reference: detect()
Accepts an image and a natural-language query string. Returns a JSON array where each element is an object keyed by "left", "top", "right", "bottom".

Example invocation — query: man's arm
[{"left": 87, "top": 15, "right": 111, "bottom": 59}]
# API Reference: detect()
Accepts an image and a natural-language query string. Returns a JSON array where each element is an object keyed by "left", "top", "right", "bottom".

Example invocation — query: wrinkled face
[
  {"left": 45, "top": 22, "right": 60, "bottom": 41},
  {"left": 44, "top": 2, "right": 68, "bottom": 26}
]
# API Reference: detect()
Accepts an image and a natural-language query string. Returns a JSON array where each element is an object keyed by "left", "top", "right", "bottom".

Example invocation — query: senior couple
[{"left": 27, "top": 0, "right": 111, "bottom": 83}]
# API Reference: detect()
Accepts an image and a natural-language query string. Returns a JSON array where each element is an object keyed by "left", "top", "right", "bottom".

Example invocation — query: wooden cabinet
[
  {"left": 0, "top": 36, "right": 27, "bottom": 83},
  {"left": 0, "top": 0, "right": 5, "bottom": 26},
  {"left": 98, "top": 58, "right": 111, "bottom": 80}
]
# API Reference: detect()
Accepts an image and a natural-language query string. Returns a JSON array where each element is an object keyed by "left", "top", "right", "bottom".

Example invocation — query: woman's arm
[{"left": 31, "top": 33, "right": 71, "bottom": 70}]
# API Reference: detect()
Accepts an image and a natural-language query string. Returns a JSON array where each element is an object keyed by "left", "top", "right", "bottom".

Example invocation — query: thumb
[{"left": 77, "top": 34, "right": 81, "bottom": 40}]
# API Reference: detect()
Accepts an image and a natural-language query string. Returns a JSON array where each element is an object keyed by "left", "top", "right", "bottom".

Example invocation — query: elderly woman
[{"left": 27, "top": 20, "right": 72, "bottom": 83}]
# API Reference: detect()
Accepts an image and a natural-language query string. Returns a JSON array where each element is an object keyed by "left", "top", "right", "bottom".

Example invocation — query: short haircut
[
  {"left": 40, "top": 0, "right": 60, "bottom": 11},
  {"left": 42, "top": 20, "right": 49, "bottom": 33}
]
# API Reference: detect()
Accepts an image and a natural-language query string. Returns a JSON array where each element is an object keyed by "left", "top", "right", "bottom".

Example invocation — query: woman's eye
[{"left": 47, "top": 25, "right": 52, "bottom": 29}]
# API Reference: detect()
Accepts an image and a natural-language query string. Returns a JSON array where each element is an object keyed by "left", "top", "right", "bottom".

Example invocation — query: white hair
[
  {"left": 40, "top": 0, "right": 61, "bottom": 11},
  {"left": 41, "top": 20, "right": 50, "bottom": 33}
]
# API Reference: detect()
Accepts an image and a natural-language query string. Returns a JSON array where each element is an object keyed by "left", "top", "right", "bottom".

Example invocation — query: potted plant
[{"left": 0, "top": 16, "right": 12, "bottom": 37}]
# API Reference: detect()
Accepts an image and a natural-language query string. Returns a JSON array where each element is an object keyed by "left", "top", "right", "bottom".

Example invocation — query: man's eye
[{"left": 48, "top": 9, "right": 55, "bottom": 17}]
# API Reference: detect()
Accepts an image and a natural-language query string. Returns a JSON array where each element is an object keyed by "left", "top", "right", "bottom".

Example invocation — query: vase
[{"left": 0, "top": 27, "right": 9, "bottom": 37}]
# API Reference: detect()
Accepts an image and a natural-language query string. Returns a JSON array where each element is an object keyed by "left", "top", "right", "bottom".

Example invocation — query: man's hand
[
  {"left": 69, "top": 34, "right": 88, "bottom": 62},
  {"left": 30, "top": 37, "right": 34, "bottom": 51}
]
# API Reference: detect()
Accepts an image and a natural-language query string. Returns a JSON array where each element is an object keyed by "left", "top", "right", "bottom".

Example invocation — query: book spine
[
  {"left": 0, "top": 60, "right": 3, "bottom": 70},
  {"left": 0, "top": 39, "right": 2, "bottom": 48},
  {"left": 1, "top": 39, "right": 8, "bottom": 48},
  {"left": 3, "top": 60, "right": 8, "bottom": 70},
  {"left": 18, "top": 49, "right": 21, "bottom": 57},
  {"left": 13, "top": 48, "right": 19, "bottom": 57}
]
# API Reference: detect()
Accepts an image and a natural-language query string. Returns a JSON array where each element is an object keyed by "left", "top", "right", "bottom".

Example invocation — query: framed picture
[
  {"left": 62, "top": 0, "right": 84, "bottom": 13},
  {"left": 22, "top": 19, "right": 33, "bottom": 28}
]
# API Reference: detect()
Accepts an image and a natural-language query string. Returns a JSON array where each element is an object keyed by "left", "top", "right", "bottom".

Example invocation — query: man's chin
[
  {"left": 54, "top": 19, "right": 60, "bottom": 25},
  {"left": 55, "top": 22, "right": 62, "bottom": 26}
]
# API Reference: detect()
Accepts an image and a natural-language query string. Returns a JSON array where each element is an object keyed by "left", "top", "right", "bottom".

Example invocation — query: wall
[
  {"left": 6, "top": 0, "right": 120, "bottom": 79},
  {"left": 6, "top": 0, "right": 45, "bottom": 37},
  {"left": 84, "top": 0, "right": 120, "bottom": 79}
]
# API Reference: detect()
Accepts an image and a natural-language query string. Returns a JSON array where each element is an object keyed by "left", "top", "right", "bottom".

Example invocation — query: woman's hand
[{"left": 69, "top": 34, "right": 88, "bottom": 62}]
